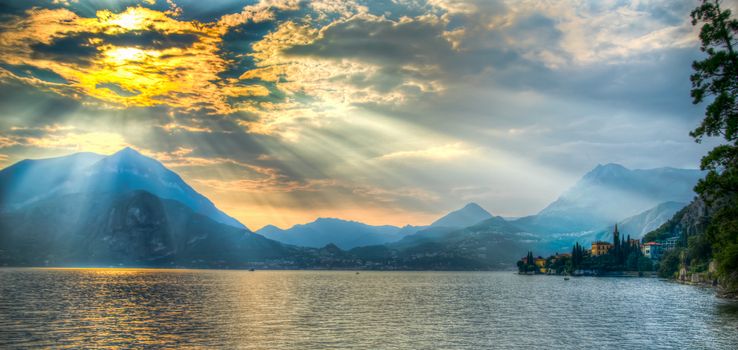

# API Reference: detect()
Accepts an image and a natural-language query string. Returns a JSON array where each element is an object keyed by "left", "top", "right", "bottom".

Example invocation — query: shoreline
[{"left": 0, "top": 266, "right": 519, "bottom": 273}]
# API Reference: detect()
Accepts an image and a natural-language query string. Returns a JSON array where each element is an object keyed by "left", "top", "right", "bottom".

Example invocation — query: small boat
[{"left": 564, "top": 277, "right": 570, "bottom": 281}]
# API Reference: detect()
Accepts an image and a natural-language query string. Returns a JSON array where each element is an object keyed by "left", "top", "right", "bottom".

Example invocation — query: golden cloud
[
  {"left": 0, "top": 6, "right": 269, "bottom": 114},
  {"left": 0, "top": 2, "right": 453, "bottom": 138}
]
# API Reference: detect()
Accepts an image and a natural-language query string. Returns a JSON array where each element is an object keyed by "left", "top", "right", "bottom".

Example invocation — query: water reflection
[{"left": 1, "top": 269, "right": 737, "bottom": 349}]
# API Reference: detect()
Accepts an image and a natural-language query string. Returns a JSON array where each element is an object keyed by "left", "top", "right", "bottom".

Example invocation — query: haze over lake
[{"left": 1, "top": 269, "right": 737, "bottom": 349}]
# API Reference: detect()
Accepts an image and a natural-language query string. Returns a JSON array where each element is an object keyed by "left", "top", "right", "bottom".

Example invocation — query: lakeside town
[{"left": 517, "top": 225, "right": 685, "bottom": 278}]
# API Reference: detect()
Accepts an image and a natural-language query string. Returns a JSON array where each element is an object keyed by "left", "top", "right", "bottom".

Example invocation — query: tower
[{"left": 613, "top": 223, "right": 620, "bottom": 245}]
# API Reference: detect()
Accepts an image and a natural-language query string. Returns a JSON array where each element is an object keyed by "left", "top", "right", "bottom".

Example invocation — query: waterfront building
[{"left": 591, "top": 241, "right": 612, "bottom": 256}]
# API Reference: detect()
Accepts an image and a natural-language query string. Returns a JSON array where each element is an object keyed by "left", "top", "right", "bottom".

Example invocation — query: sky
[{"left": 0, "top": 0, "right": 729, "bottom": 230}]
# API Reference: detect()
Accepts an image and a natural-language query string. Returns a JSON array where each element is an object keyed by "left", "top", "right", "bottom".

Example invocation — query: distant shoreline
[{"left": 0, "top": 266, "right": 520, "bottom": 272}]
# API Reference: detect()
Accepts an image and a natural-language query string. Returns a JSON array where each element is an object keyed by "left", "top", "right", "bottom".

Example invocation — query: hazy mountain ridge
[
  {"left": 585, "top": 201, "right": 688, "bottom": 242},
  {"left": 512, "top": 163, "right": 702, "bottom": 234},
  {"left": 544, "top": 201, "right": 690, "bottom": 254},
  {"left": 0, "top": 148, "right": 245, "bottom": 229},
  {"left": 0, "top": 190, "right": 289, "bottom": 267},
  {"left": 641, "top": 198, "right": 712, "bottom": 244},
  {"left": 257, "top": 217, "right": 426, "bottom": 250},
  {"left": 430, "top": 202, "right": 493, "bottom": 228},
  {"left": 258, "top": 202, "right": 492, "bottom": 250},
  {"left": 0, "top": 152, "right": 705, "bottom": 269}
]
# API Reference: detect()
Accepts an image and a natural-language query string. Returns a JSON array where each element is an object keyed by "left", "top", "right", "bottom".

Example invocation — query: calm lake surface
[{"left": 1, "top": 269, "right": 737, "bottom": 349}]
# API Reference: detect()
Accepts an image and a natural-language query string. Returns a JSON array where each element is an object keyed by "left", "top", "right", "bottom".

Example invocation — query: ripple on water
[{"left": 1, "top": 269, "right": 737, "bottom": 349}]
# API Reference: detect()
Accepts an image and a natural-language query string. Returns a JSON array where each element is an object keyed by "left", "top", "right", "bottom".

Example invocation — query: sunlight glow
[
  {"left": 105, "top": 7, "right": 148, "bottom": 30},
  {"left": 105, "top": 47, "right": 161, "bottom": 64}
]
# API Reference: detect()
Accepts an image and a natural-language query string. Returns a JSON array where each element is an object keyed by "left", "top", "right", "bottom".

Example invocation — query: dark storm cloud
[
  {"left": 285, "top": 15, "right": 454, "bottom": 66},
  {"left": 30, "top": 35, "right": 99, "bottom": 66},
  {"left": 0, "top": 63, "right": 68, "bottom": 84},
  {"left": 30, "top": 30, "right": 200, "bottom": 66}
]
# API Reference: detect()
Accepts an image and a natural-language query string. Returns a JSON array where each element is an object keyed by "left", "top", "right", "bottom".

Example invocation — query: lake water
[{"left": 1, "top": 269, "right": 737, "bottom": 349}]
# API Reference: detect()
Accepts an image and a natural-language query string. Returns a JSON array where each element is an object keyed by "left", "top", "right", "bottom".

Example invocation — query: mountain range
[
  {"left": 0, "top": 149, "right": 703, "bottom": 269},
  {"left": 0, "top": 190, "right": 289, "bottom": 267},
  {"left": 0, "top": 147, "right": 244, "bottom": 229},
  {"left": 257, "top": 202, "right": 493, "bottom": 250},
  {"left": 257, "top": 219, "right": 424, "bottom": 250}
]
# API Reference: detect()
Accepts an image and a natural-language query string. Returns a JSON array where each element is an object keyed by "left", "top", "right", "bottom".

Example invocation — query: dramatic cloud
[{"left": 0, "top": 0, "right": 725, "bottom": 228}]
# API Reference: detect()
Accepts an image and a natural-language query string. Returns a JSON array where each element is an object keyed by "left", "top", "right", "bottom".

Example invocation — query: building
[
  {"left": 628, "top": 238, "right": 641, "bottom": 248},
  {"left": 662, "top": 237, "right": 679, "bottom": 251},
  {"left": 534, "top": 257, "right": 547, "bottom": 273},
  {"left": 591, "top": 241, "right": 612, "bottom": 256},
  {"left": 642, "top": 242, "right": 663, "bottom": 259},
  {"left": 550, "top": 253, "right": 571, "bottom": 264}
]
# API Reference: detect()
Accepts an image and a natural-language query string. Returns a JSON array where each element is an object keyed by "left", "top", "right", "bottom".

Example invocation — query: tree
[
  {"left": 637, "top": 256, "right": 653, "bottom": 272},
  {"left": 658, "top": 249, "right": 682, "bottom": 279},
  {"left": 627, "top": 251, "right": 639, "bottom": 271},
  {"left": 690, "top": 0, "right": 738, "bottom": 294},
  {"left": 571, "top": 242, "right": 585, "bottom": 269}
]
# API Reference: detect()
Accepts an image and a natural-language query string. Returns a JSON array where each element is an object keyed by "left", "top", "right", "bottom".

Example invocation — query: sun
[
  {"left": 104, "top": 47, "right": 160, "bottom": 63},
  {"left": 109, "top": 8, "right": 146, "bottom": 30}
]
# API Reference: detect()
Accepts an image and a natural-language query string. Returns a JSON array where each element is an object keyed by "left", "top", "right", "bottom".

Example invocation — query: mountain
[
  {"left": 0, "top": 147, "right": 245, "bottom": 229},
  {"left": 256, "top": 202, "right": 492, "bottom": 250},
  {"left": 342, "top": 216, "right": 531, "bottom": 270},
  {"left": 513, "top": 163, "right": 702, "bottom": 234},
  {"left": 0, "top": 190, "right": 290, "bottom": 267},
  {"left": 642, "top": 198, "right": 712, "bottom": 244},
  {"left": 614, "top": 201, "right": 687, "bottom": 238},
  {"left": 430, "top": 202, "right": 493, "bottom": 228},
  {"left": 257, "top": 218, "right": 423, "bottom": 250},
  {"left": 0, "top": 152, "right": 104, "bottom": 209},
  {"left": 573, "top": 201, "right": 688, "bottom": 246}
]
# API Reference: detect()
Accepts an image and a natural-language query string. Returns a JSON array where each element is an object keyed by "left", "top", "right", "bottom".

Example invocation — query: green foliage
[
  {"left": 687, "top": 232, "right": 712, "bottom": 268},
  {"left": 627, "top": 251, "right": 639, "bottom": 271},
  {"left": 637, "top": 256, "right": 653, "bottom": 272},
  {"left": 658, "top": 248, "right": 682, "bottom": 278},
  {"left": 690, "top": 0, "right": 738, "bottom": 145},
  {"left": 571, "top": 242, "right": 585, "bottom": 268},
  {"left": 547, "top": 255, "right": 570, "bottom": 275},
  {"left": 641, "top": 206, "right": 690, "bottom": 243},
  {"left": 563, "top": 239, "right": 646, "bottom": 273},
  {"left": 518, "top": 251, "right": 538, "bottom": 273},
  {"left": 707, "top": 204, "right": 738, "bottom": 277},
  {"left": 690, "top": 0, "right": 738, "bottom": 293}
]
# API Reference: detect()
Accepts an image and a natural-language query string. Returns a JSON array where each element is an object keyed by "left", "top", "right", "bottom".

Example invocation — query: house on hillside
[
  {"left": 663, "top": 237, "right": 679, "bottom": 252},
  {"left": 641, "top": 242, "right": 663, "bottom": 260}
]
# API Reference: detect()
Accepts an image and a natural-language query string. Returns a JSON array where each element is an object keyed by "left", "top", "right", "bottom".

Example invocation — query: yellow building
[
  {"left": 591, "top": 241, "right": 612, "bottom": 256},
  {"left": 534, "top": 258, "right": 547, "bottom": 273}
]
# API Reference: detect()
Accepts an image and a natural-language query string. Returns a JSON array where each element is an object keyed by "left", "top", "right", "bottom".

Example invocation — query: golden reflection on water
[{"left": 1, "top": 269, "right": 738, "bottom": 349}]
